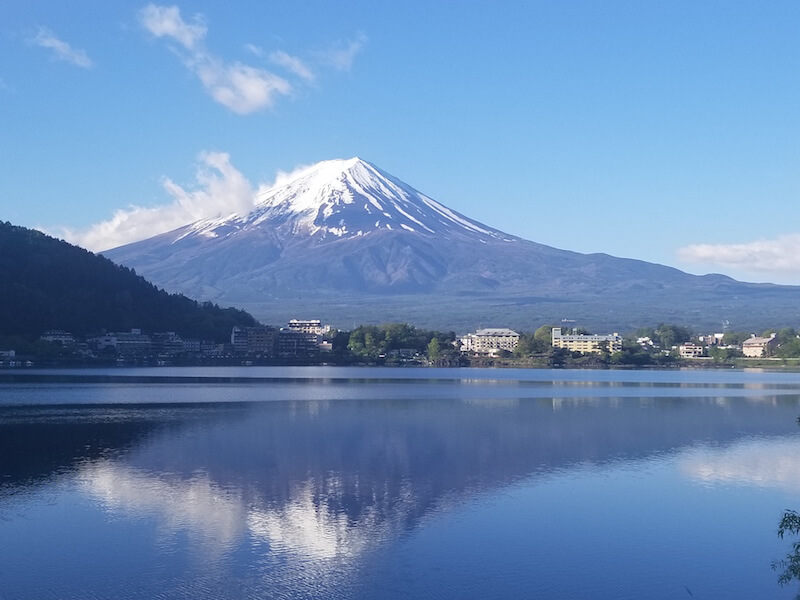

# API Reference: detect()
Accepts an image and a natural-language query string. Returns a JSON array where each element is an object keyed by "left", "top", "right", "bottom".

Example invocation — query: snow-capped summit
[
  {"left": 182, "top": 157, "right": 513, "bottom": 244},
  {"left": 251, "top": 156, "right": 509, "bottom": 239}
]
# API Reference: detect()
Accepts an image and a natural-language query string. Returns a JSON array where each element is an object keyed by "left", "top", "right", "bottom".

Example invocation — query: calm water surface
[{"left": 1, "top": 367, "right": 799, "bottom": 599}]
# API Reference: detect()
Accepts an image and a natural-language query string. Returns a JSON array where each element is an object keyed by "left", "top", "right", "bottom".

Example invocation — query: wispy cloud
[
  {"left": 269, "top": 50, "right": 315, "bottom": 83},
  {"left": 30, "top": 27, "right": 93, "bottom": 68},
  {"left": 138, "top": 4, "right": 291, "bottom": 114},
  {"left": 316, "top": 33, "right": 367, "bottom": 71},
  {"left": 138, "top": 5, "right": 364, "bottom": 113},
  {"left": 677, "top": 234, "right": 800, "bottom": 277},
  {"left": 55, "top": 152, "right": 257, "bottom": 252},
  {"left": 244, "top": 43, "right": 266, "bottom": 58}
]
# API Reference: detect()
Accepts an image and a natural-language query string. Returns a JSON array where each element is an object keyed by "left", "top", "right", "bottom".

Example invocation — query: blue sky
[{"left": 1, "top": 1, "right": 799, "bottom": 283}]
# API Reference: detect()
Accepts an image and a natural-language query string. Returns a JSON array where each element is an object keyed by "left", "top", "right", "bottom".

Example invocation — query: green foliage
[
  {"left": 546, "top": 346, "right": 571, "bottom": 366},
  {"left": 513, "top": 333, "right": 535, "bottom": 357},
  {"left": 0, "top": 221, "right": 256, "bottom": 342},
  {"left": 608, "top": 338, "right": 677, "bottom": 366},
  {"left": 774, "top": 510, "right": 800, "bottom": 598},
  {"left": 513, "top": 325, "right": 557, "bottom": 358},
  {"left": 633, "top": 326, "right": 657, "bottom": 340},
  {"left": 654, "top": 323, "right": 693, "bottom": 349},
  {"left": 347, "top": 323, "right": 454, "bottom": 360},
  {"left": 722, "top": 331, "right": 752, "bottom": 346},
  {"left": 776, "top": 338, "right": 800, "bottom": 358},
  {"left": 608, "top": 347, "right": 653, "bottom": 366},
  {"left": 328, "top": 330, "right": 351, "bottom": 354},
  {"left": 708, "top": 346, "right": 743, "bottom": 361},
  {"left": 533, "top": 325, "right": 554, "bottom": 349},
  {"left": 427, "top": 337, "right": 441, "bottom": 360}
]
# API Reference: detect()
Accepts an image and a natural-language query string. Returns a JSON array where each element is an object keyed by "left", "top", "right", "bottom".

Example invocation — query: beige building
[
  {"left": 551, "top": 327, "right": 622, "bottom": 354},
  {"left": 460, "top": 328, "right": 520, "bottom": 355},
  {"left": 742, "top": 333, "right": 777, "bottom": 358}
]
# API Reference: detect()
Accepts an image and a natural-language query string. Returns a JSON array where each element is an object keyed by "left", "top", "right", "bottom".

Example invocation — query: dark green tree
[
  {"left": 533, "top": 325, "right": 555, "bottom": 352},
  {"left": 654, "top": 324, "right": 692, "bottom": 350},
  {"left": 0, "top": 221, "right": 257, "bottom": 342},
  {"left": 776, "top": 339, "right": 800, "bottom": 358},
  {"left": 513, "top": 333, "right": 536, "bottom": 357},
  {"left": 722, "top": 331, "right": 752, "bottom": 346}
]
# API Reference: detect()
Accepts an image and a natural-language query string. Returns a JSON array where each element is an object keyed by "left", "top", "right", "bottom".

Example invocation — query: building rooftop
[
  {"left": 743, "top": 334, "right": 776, "bottom": 346},
  {"left": 473, "top": 328, "right": 520, "bottom": 336}
]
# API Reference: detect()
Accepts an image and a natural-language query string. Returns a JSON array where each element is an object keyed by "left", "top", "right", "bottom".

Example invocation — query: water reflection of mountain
[
  {"left": 122, "top": 395, "right": 800, "bottom": 485},
  {"left": 73, "top": 397, "right": 800, "bottom": 550},
  {"left": 0, "top": 404, "right": 247, "bottom": 492},
  {"left": 5, "top": 394, "right": 800, "bottom": 559}
]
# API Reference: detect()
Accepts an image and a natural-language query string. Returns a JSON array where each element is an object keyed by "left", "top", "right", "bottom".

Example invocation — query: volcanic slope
[{"left": 104, "top": 158, "right": 800, "bottom": 331}]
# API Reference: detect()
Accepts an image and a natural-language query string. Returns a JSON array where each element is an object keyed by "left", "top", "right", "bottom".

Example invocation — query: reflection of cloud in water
[
  {"left": 79, "top": 462, "right": 247, "bottom": 550},
  {"left": 78, "top": 461, "right": 408, "bottom": 563},
  {"left": 248, "top": 479, "right": 403, "bottom": 560},
  {"left": 679, "top": 437, "right": 800, "bottom": 492}
]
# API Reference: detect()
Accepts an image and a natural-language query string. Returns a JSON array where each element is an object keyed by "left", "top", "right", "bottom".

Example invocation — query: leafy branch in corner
[{"left": 773, "top": 510, "right": 800, "bottom": 597}]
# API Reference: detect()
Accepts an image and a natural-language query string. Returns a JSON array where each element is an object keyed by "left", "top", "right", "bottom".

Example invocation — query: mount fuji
[{"left": 104, "top": 158, "right": 800, "bottom": 330}]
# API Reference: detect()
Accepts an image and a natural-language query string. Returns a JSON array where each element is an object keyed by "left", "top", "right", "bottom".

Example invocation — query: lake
[{"left": 1, "top": 366, "right": 799, "bottom": 599}]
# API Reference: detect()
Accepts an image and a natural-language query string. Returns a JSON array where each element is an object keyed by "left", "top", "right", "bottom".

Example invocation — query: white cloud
[
  {"left": 30, "top": 27, "right": 93, "bottom": 68},
  {"left": 138, "top": 4, "right": 207, "bottom": 50},
  {"left": 269, "top": 50, "right": 315, "bottom": 82},
  {"left": 56, "top": 152, "right": 257, "bottom": 252},
  {"left": 194, "top": 58, "right": 292, "bottom": 115},
  {"left": 139, "top": 5, "right": 364, "bottom": 113},
  {"left": 138, "top": 4, "right": 291, "bottom": 114},
  {"left": 677, "top": 234, "right": 800, "bottom": 276},
  {"left": 317, "top": 33, "right": 367, "bottom": 71}
]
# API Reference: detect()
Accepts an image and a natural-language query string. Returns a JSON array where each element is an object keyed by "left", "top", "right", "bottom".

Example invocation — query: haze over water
[{"left": 2, "top": 367, "right": 800, "bottom": 599}]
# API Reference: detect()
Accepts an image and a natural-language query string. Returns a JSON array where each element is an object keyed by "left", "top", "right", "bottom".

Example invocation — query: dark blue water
[{"left": 1, "top": 367, "right": 799, "bottom": 599}]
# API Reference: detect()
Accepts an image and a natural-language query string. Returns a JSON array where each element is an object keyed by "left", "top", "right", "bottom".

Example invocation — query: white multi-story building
[
  {"left": 551, "top": 327, "right": 622, "bottom": 354},
  {"left": 678, "top": 342, "right": 705, "bottom": 358},
  {"left": 287, "top": 319, "right": 330, "bottom": 335},
  {"left": 40, "top": 330, "right": 76, "bottom": 347},
  {"left": 460, "top": 328, "right": 520, "bottom": 355}
]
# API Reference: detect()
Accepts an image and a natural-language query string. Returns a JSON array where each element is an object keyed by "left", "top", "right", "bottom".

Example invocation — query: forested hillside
[{"left": 0, "top": 221, "right": 257, "bottom": 341}]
